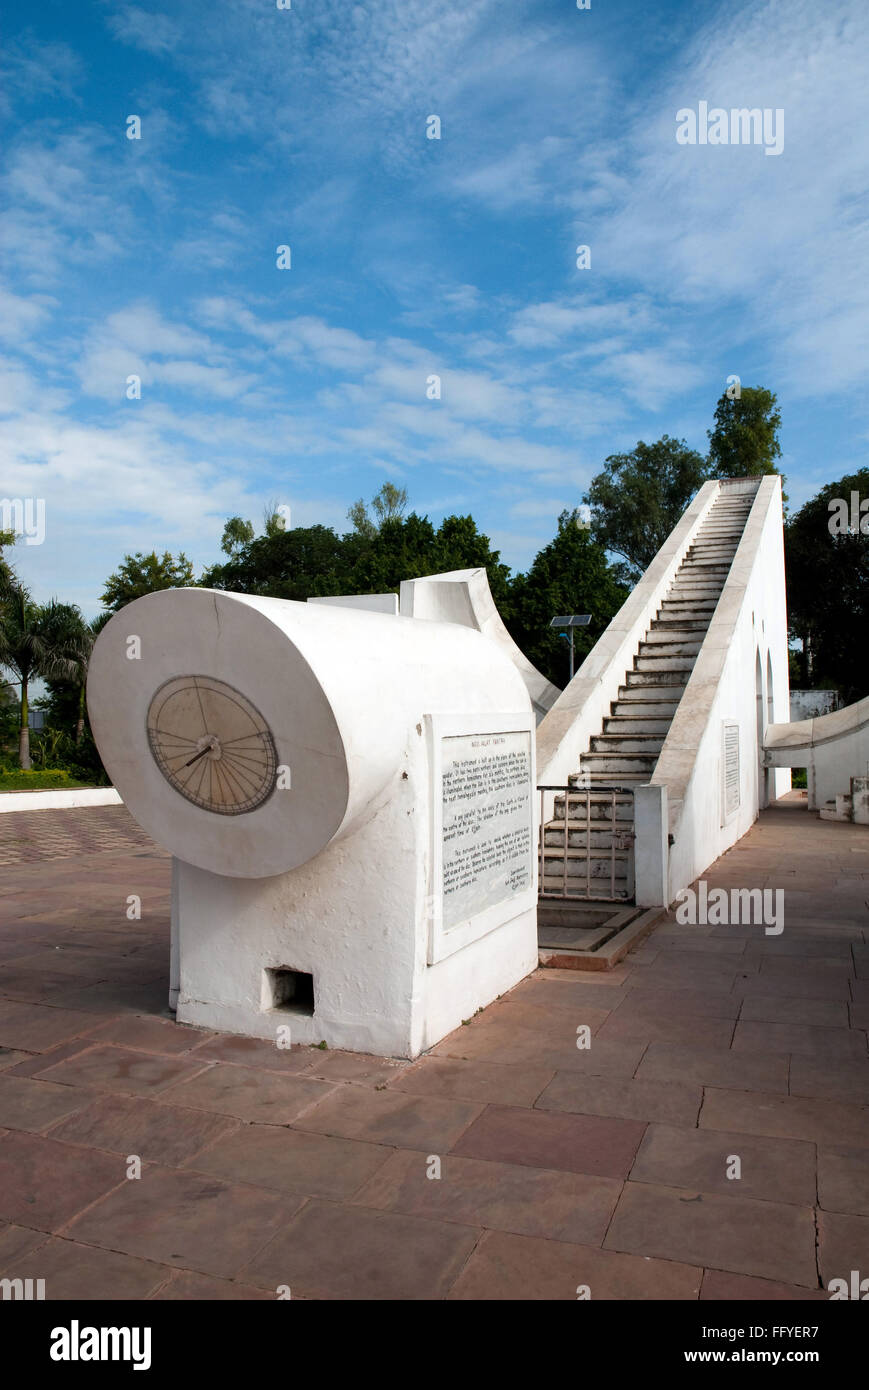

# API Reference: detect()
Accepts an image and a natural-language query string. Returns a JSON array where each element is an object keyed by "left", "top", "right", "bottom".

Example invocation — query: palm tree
[
  {"left": 69, "top": 612, "right": 109, "bottom": 745},
  {"left": 0, "top": 585, "right": 82, "bottom": 769}
]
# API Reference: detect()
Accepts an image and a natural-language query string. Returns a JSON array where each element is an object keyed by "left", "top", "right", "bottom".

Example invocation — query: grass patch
[{"left": 0, "top": 769, "right": 94, "bottom": 791}]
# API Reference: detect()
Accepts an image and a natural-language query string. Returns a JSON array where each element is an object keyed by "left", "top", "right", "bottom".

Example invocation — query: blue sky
[{"left": 2, "top": 0, "right": 867, "bottom": 616}]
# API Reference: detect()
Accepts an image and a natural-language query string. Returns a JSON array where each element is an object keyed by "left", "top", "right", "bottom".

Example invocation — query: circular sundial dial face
[{"left": 146, "top": 675, "right": 278, "bottom": 816}]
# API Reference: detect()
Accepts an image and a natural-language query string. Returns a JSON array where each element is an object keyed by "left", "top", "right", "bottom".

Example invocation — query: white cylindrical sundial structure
[{"left": 87, "top": 587, "right": 530, "bottom": 879}]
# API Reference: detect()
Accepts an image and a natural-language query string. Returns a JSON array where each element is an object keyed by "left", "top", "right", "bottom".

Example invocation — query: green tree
[
  {"left": 506, "top": 511, "right": 629, "bottom": 686},
  {"left": 101, "top": 551, "right": 195, "bottom": 612},
  {"left": 785, "top": 469, "right": 869, "bottom": 702},
  {"left": 220, "top": 516, "right": 255, "bottom": 556},
  {"left": 707, "top": 385, "right": 782, "bottom": 479},
  {"left": 201, "top": 525, "right": 352, "bottom": 600},
  {"left": 348, "top": 481, "right": 409, "bottom": 537},
  {"left": 0, "top": 587, "right": 82, "bottom": 769},
  {"left": 584, "top": 436, "right": 710, "bottom": 579}
]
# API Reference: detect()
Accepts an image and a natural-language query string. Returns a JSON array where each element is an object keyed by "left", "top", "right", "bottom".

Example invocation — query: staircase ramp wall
[
  {"left": 536, "top": 479, "right": 721, "bottom": 815},
  {"left": 647, "top": 476, "right": 791, "bottom": 904}
]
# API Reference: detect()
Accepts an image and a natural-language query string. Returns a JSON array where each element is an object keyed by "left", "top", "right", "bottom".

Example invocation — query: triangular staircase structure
[{"left": 541, "top": 490, "right": 756, "bottom": 900}]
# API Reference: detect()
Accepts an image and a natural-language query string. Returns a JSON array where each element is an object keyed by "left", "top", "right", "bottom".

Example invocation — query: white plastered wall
[{"left": 650, "top": 477, "right": 791, "bottom": 903}]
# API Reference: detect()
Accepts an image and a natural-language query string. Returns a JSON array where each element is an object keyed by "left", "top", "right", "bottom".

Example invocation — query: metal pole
[{"left": 569, "top": 628, "right": 575, "bottom": 681}]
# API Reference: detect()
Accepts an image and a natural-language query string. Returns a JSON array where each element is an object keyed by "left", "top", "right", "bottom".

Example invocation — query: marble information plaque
[{"left": 441, "top": 730, "right": 533, "bottom": 930}]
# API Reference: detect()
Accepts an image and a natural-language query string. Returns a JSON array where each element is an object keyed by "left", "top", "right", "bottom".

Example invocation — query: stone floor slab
[
  {"left": 630, "top": 1123, "right": 817, "bottom": 1205},
  {"left": 66, "top": 1166, "right": 293, "bottom": 1279},
  {"left": 604, "top": 1181, "right": 817, "bottom": 1287},
  {"left": 294, "top": 1085, "right": 483, "bottom": 1151},
  {"left": 536, "top": 1072, "right": 701, "bottom": 1127},
  {"left": 447, "top": 1228, "right": 701, "bottom": 1300},
  {"left": 451, "top": 1103, "right": 645, "bottom": 1179},
  {"left": 242, "top": 1198, "right": 478, "bottom": 1300},
  {"left": 0, "top": 1130, "right": 124, "bottom": 1231},
  {"left": 186, "top": 1123, "right": 394, "bottom": 1200},
  {"left": 352, "top": 1148, "right": 621, "bottom": 1246}
]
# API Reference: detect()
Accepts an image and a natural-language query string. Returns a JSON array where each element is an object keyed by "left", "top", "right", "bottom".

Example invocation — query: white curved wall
[
  {"left": 400, "top": 568, "right": 560, "bottom": 724},
  {"left": 765, "top": 695, "right": 869, "bottom": 809}
]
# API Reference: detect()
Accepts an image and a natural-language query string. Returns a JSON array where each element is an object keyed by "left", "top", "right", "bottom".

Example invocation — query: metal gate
[{"left": 537, "top": 784, "right": 636, "bottom": 903}]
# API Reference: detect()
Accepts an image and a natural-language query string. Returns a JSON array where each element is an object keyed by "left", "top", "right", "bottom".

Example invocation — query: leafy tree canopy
[
  {"left": 584, "top": 436, "right": 710, "bottom": 579},
  {"left": 101, "top": 550, "right": 195, "bottom": 612},
  {"left": 707, "top": 385, "right": 782, "bottom": 480},
  {"left": 785, "top": 468, "right": 869, "bottom": 702},
  {"left": 506, "top": 511, "right": 629, "bottom": 686}
]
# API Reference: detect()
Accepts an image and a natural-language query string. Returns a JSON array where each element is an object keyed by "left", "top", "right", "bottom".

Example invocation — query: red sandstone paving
[
  {"left": 353, "top": 1148, "right": 621, "bottom": 1245},
  {"left": 0, "top": 1130, "right": 125, "bottom": 1231},
  {"left": 451, "top": 1103, "right": 645, "bottom": 1179},
  {"left": 604, "top": 1181, "right": 818, "bottom": 1286},
  {"left": 446, "top": 1229, "right": 702, "bottom": 1300},
  {"left": 0, "top": 1073, "right": 96, "bottom": 1132},
  {"left": 65, "top": 1166, "right": 294, "bottom": 1279},
  {"left": 294, "top": 1085, "right": 484, "bottom": 1151},
  {"left": 817, "top": 1147, "right": 869, "bottom": 1217},
  {"left": 185, "top": 1124, "right": 394, "bottom": 1200},
  {"left": 149, "top": 1270, "right": 273, "bottom": 1300},
  {"left": 0, "top": 1220, "right": 48, "bottom": 1265},
  {"left": 161, "top": 1062, "right": 336, "bottom": 1125},
  {"left": 700, "top": 1270, "right": 828, "bottom": 1300},
  {"left": 0, "top": 1000, "right": 104, "bottom": 1052},
  {"left": 391, "top": 1055, "right": 555, "bottom": 1107},
  {"left": 817, "top": 1211, "right": 869, "bottom": 1288},
  {"left": 630, "top": 1123, "right": 817, "bottom": 1206},
  {"left": 0, "top": 798, "right": 868, "bottom": 1298},
  {"left": 242, "top": 1198, "right": 479, "bottom": 1300},
  {"left": 536, "top": 1072, "right": 702, "bottom": 1127},
  {"left": 636, "top": 1041, "right": 789, "bottom": 1093},
  {"left": 48, "top": 1092, "right": 240, "bottom": 1167},
  {"left": 0, "top": 1235, "right": 169, "bottom": 1299},
  {"left": 36, "top": 1043, "right": 211, "bottom": 1097}
]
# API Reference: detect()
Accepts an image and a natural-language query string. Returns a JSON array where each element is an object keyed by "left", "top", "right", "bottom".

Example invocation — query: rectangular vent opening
[{"left": 264, "top": 967, "right": 314, "bottom": 1016}]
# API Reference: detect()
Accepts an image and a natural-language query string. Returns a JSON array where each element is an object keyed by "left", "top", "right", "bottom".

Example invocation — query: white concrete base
[
  {"left": 172, "top": 716, "right": 538, "bottom": 1058},
  {"left": 0, "top": 788, "right": 122, "bottom": 813}
]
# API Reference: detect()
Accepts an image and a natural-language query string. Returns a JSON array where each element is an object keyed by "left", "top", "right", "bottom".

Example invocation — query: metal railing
[{"left": 537, "top": 783, "right": 636, "bottom": 902}]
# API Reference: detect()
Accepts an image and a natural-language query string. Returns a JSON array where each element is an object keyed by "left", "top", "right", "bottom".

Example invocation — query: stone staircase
[
  {"left": 820, "top": 776, "right": 869, "bottom": 824},
  {"left": 541, "top": 490, "right": 756, "bottom": 900}
]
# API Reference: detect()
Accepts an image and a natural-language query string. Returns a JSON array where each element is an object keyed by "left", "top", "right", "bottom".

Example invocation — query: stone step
[
  {"left": 541, "top": 861, "right": 630, "bottom": 887},
  {"left": 634, "top": 654, "right": 697, "bottom": 672},
  {"left": 541, "top": 859, "right": 630, "bottom": 885},
  {"left": 603, "top": 715, "right": 672, "bottom": 734},
  {"left": 624, "top": 670, "right": 690, "bottom": 688},
  {"left": 543, "top": 826, "right": 634, "bottom": 850},
  {"left": 591, "top": 733, "right": 665, "bottom": 754},
  {"left": 644, "top": 626, "right": 705, "bottom": 641},
  {"left": 661, "top": 596, "right": 718, "bottom": 607},
  {"left": 638, "top": 638, "right": 702, "bottom": 658},
  {"left": 658, "top": 606, "right": 717, "bottom": 623},
  {"left": 665, "top": 589, "right": 722, "bottom": 603},
  {"left": 555, "top": 793, "right": 634, "bottom": 821},
  {"left": 668, "top": 579, "right": 723, "bottom": 592},
  {"left": 612, "top": 698, "right": 680, "bottom": 718},
  {"left": 577, "top": 771, "right": 651, "bottom": 785},
  {"left": 651, "top": 618, "right": 709, "bottom": 631},
  {"left": 581, "top": 751, "right": 659, "bottom": 774}
]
